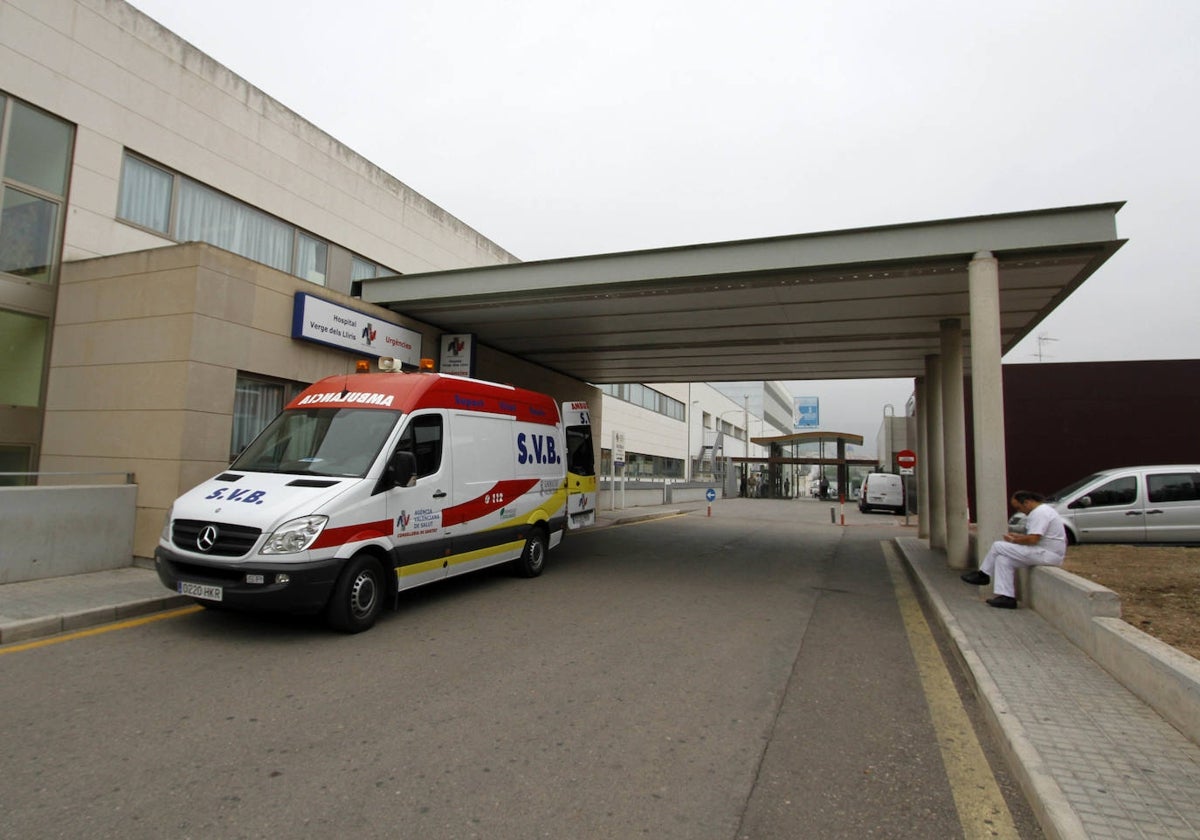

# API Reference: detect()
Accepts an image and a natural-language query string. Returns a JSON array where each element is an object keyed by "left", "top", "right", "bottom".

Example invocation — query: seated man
[{"left": 961, "top": 490, "right": 1067, "bottom": 609}]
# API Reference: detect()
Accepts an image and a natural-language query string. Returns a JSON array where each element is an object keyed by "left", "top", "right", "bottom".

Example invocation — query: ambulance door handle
[{"left": 432, "top": 490, "right": 447, "bottom": 499}]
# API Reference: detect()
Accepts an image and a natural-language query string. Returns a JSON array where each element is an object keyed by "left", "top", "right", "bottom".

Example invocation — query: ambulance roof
[{"left": 287, "top": 372, "right": 560, "bottom": 426}]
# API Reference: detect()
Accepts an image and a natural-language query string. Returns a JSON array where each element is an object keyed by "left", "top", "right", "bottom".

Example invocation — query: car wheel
[
  {"left": 513, "top": 528, "right": 548, "bottom": 578},
  {"left": 326, "top": 554, "right": 385, "bottom": 633}
]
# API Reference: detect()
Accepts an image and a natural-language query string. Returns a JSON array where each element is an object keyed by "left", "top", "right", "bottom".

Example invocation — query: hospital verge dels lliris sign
[{"left": 292, "top": 292, "right": 421, "bottom": 368}]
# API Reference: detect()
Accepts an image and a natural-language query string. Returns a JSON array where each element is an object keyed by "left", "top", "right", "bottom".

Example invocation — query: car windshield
[
  {"left": 1047, "top": 472, "right": 1105, "bottom": 502},
  {"left": 231, "top": 407, "right": 402, "bottom": 478}
]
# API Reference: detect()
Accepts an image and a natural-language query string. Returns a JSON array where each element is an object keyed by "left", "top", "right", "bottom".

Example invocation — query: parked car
[
  {"left": 1031, "top": 465, "right": 1200, "bottom": 544},
  {"left": 859, "top": 472, "right": 906, "bottom": 515}
]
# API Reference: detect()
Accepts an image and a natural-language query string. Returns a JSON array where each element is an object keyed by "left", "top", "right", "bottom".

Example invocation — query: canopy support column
[{"left": 969, "top": 251, "right": 1009, "bottom": 566}]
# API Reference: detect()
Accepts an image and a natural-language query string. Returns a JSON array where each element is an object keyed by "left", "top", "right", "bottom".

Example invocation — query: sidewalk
[
  {"left": 3, "top": 502, "right": 1199, "bottom": 839},
  {"left": 897, "top": 537, "right": 1200, "bottom": 840}
]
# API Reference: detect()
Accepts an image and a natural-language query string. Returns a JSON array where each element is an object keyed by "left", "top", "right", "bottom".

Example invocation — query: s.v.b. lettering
[{"left": 516, "top": 432, "right": 560, "bottom": 465}]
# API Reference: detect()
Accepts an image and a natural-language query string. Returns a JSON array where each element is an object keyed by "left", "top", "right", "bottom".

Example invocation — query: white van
[
  {"left": 155, "top": 368, "right": 594, "bottom": 632},
  {"left": 1044, "top": 465, "right": 1200, "bottom": 544},
  {"left": 859, "top": 472, "right": 906, "bottom": 515}
]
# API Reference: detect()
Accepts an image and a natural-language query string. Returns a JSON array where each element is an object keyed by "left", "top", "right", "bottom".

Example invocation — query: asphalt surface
[
  {"left": 7, "top": 497, "right": 1198, "bottom": 838},
  {"left": 0, "top": 498, "right": 1038, "bottom": 839}
]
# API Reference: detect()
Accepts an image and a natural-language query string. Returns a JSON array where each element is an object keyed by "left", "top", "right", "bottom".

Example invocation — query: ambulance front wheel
[
  {"left": 514, "top": 528, "right": 548, "bottom": 578},
  {"left": 326, "top": 554, "right": 385, "bottom": 633}
]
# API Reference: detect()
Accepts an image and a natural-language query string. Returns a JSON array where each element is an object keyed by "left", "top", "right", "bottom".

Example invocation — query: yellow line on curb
[
  {"left": 882, "top": 541, "right": 1019, "bottom": 840},
  {"left": 0, "top": 605, "right": 203, "bottom": 656}
]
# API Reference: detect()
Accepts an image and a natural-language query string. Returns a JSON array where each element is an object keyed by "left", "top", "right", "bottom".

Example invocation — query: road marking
[
  {"left": 882, "top": 541, "right": 1020, "bottom": 840},
  {"left": 0, "top": 605, "right": 202, "bottom": 656}
]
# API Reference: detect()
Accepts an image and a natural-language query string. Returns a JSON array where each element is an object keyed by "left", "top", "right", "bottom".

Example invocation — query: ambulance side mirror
[{"left": 386, "top": 451, "right": 418, "bottom": 489}]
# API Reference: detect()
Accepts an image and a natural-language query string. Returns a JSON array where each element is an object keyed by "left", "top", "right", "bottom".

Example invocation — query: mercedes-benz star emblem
[{"left": 196, "top": 524, "right": 219, "bottom": 552}]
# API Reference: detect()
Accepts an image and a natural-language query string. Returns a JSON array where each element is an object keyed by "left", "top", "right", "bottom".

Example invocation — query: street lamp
[
  {"left": 882, "top": 403, "right": 895, "bottom": 472},
  {"left": 686, "top": 399, "right": 699, "bottom": 482}
]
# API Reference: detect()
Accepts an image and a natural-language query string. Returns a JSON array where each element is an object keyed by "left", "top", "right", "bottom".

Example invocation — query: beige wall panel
[
  {"left": 0, "top": 45, "right": 61, "bottom": 115},
  {"left": 48, "top": 314, "right": 195, "bottom": 366},
  {"left": 42, "top": 409, "right": 188, "bottom": 460},
  {"left": 56, "top": 267, "right": 201, "bottom": 323},
  {"left": 179, "top": 458, "right": 229, "bottom": 496},
  {"left": 3, "top": 2, "right": 72, "bottom": 67},
  {"left": 9, "top": 0, "right": 75, "bottom": 35},
  {"left": 43, "top": 361, "right": 193, "bottom": 411},
  {"left": 70, "top": 125, "right": 123, "bottom": 173},
  {"left": 180, "top": 362, "right": 237, "bottom": 416},
  {"left": 182, "top": 361, "right": 238, "bottom": 413},
  {"left": 246, "top": 286, "right": 296, "bottom": 336},
  {"left": 180, "top": 408, "right": 234, "bottom": 463},
  {"left": 132, "top": 513, "right": 163, "bottom": 561},
  {"left": 192, "top": 268, "right": 253, "bottom": 326}
]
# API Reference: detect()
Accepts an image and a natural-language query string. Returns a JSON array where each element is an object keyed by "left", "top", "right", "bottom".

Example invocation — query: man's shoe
[
  {"left": 986, "top": 595, "right": 1018, "bottom": 609},
  {"left": 960, "top": 570, "right": 990, "bottom": 585}
]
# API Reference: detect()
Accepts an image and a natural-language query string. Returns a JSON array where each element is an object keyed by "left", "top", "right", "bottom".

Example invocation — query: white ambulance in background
[{"left": 155, "top": 365, "right": 595, "bottom": 633}]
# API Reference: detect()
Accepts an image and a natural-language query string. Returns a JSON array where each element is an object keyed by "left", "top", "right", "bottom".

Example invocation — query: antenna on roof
[{"left": 1033, "top": 333, "right": 1058, "bottom": 362}]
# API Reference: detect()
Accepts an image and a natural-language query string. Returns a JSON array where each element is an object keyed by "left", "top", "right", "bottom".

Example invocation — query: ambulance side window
[{"left": 394, "top": 415, "right": 443, "bottom": 479}]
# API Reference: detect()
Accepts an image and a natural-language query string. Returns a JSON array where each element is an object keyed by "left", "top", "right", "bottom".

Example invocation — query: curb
[
  {"left": 897, "top": 540, "right": 1089, "bottom": 840},
  {"left": 0, "top": 594, "right": 192, "bottom": 645}
]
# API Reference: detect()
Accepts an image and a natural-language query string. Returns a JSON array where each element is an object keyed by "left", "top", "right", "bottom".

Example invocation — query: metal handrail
[{"left": 0, "top": 471, "right": 136, "bottom": 484}]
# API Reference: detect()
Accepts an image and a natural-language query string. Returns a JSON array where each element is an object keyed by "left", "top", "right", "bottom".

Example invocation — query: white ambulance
[{"left": 155, "top": 366, "right": 594, "bottom": 632}]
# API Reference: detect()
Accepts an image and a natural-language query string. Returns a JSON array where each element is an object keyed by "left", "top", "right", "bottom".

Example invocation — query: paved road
[{"left": 0, "top": 500, "right": 1039, "bottom": 838}]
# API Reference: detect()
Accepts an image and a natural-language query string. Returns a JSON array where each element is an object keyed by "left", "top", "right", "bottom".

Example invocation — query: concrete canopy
[{"left": 361, "top": 203, "right": 1124, "bottom": 384}]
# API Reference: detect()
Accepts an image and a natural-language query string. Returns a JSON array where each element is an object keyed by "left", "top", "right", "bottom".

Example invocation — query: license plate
[{"left": 179, "top": 581, "right": 223, "bottom": 601}]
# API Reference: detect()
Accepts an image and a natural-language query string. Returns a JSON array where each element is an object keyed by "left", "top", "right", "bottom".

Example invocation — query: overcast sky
[{"left": 127, "top": 0, "right": 1200, "bottom": 443}]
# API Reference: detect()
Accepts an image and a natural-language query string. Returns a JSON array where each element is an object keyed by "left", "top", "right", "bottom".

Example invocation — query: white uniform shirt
[{"left": 1025, "top": 503, "right": 1067, "bottom": 560}]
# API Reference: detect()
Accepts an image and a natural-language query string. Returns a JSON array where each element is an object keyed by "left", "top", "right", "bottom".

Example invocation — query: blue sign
[
  {"left": 705, "top": 488, "right": 717, "bottom": 502},
  {"left": 794, "top": 396, "right": 819, "bottom": 429}
]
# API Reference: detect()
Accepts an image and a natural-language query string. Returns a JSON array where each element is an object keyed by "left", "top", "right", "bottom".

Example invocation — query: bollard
[{"left": 830, "top": 506, "right": 836, "bottom": 524}]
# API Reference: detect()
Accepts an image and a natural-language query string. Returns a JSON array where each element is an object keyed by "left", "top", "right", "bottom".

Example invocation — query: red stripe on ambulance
[{"left": 442, "top": 479, "right": 542, "bottom": 527}]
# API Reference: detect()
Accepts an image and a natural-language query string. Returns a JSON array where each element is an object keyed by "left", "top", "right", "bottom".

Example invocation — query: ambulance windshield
[{"left": 232, "top": 407, "right": 402, "bottom": 478}]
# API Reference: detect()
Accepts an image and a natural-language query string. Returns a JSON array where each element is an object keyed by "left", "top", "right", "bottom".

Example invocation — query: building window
[
  {"left": 0, "top": 444, "right": 32, "bottom": 486},
  {"left": 117, "top": 151, "right": 330, "bottom": 285},
  {"left": 0, "top": 95, "right": 73, "bottom": 286},
  {"left": 0, "top": 308, "right": 48, "bottom": 406},
  {"left": 177, "top": 179, "right": 292, "bottom": 272},
  {"left": 231, "top": 374, "right": 306, "bottom": 460},
  {"left": 351, "top": 256, "right": 378, "bottom": 281},
  {"left": 351, "top": 255, "right": 399, "bottom": 281},
  {"left": 0, "top": 187, "right": 58, "bottom": 282},
  {"left": 599, "top": 383, "right": 685, "bottom": 422},
  {"left": 117, "top": 155, "right": 173, "bottom": 233},
  {"left": 3, "top": 99, "right": 73, "bottom": 195},
  {"left": 296, "top": 232, "right": 328, "bottom": 286}
]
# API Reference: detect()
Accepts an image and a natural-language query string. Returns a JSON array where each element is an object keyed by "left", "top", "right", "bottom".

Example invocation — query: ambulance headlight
[
  {"left": 260, "top": 515, "right": 328, "bottom": 554},
  {"left": 161, "top": 506, "right": 174, "bottom": 541}
]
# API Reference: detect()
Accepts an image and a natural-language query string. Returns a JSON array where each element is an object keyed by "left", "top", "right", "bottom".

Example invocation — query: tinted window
[
  {"left": 566, "top": 426, "right": 595, "bottom": 476},
  {"left": 394, "top": 415, "right": 443, "bottom": 478},
  {"left": 1147, "top": 472, "right": 1200, "bottom": 504},
  {"left": 1074, "top": 476, "right": 1137, "bottom": 508}
]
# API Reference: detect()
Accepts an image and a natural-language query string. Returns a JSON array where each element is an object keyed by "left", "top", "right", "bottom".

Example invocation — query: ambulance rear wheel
[
  {"left": 326, "top": 554, "right": 384, "bottom": 633},
  {"left": 513, "top": 529, "right": 547, "bottom": 578}
]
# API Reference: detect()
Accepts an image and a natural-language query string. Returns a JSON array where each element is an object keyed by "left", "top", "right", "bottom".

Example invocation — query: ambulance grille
[{"left": 173, "top": 520, "right": 262, "bottom": 557}]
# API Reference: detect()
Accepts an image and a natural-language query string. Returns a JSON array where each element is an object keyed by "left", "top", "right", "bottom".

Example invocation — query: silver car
[{"left": 1040, "top": 465, "right": 1200, "bottom": 545}]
